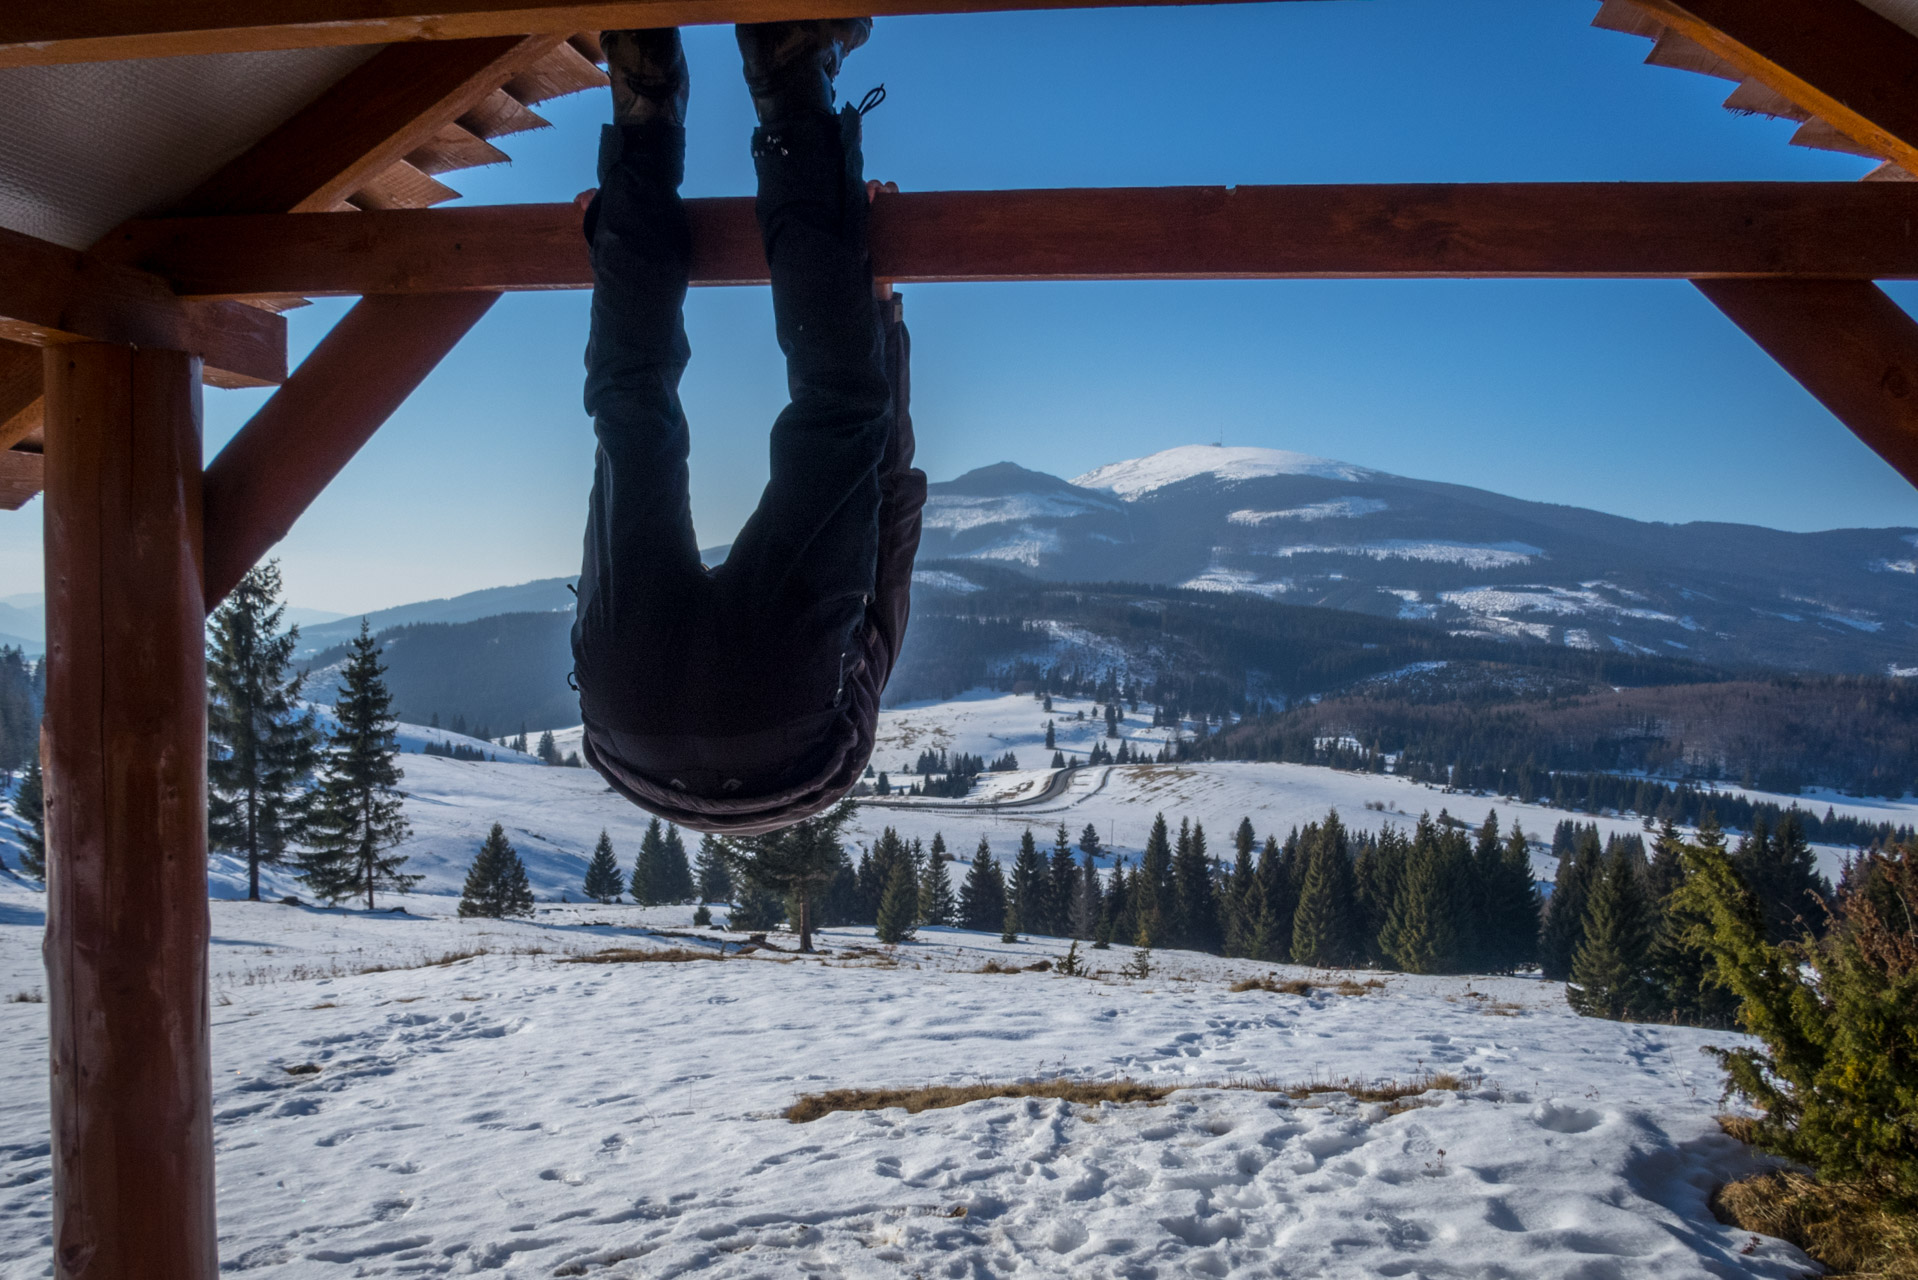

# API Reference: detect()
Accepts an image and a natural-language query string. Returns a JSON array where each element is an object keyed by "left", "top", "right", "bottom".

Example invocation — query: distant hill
[
  {"left": 920, "top": 446, "right": 1918, "bottom": 676},
  {"left": 289, "top": 443, "right": 1918, "bottom": 749}
]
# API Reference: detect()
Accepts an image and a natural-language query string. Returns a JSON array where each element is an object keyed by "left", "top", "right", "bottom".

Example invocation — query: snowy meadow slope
[
  {"left": 0, "top": 690, "right": 1879, "bottom": 1276},
  {"left": 0, "top": 887, "right": 1812, "bottom": 1279},
  {"left": 170, "top": 690, "right": 1886, "bottom": 904}
]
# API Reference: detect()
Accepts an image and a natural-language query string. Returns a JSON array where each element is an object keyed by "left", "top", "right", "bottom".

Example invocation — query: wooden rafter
[
  {"left": 172, "top": 35, "right": 572, "bottom": 216},
  {"left": 0, "top": 224, "right": 285, "bottom": 388},
  {"left": 202, "top": 292, "right": 501, "bottom": 609},
  {"left": 107, "top": 181, "right": 1918, "bottom": 298},
  {"left": 1626, "top": 0, "right": 1918, "bottom": 175},
  {"left": 0, "top": 0, "right": 1280, "bottom": 67},
  {"left": 1696, "top": 278, "right": 1918, "bottom": 489}
]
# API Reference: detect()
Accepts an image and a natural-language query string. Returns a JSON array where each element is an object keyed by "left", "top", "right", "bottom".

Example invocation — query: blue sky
[{"left": 6, "top": 0, "right": 1917, "bottom": 613}]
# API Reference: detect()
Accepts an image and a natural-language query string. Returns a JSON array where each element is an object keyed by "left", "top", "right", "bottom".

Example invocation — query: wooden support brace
[
  {"left": 1695, "top": 278, "right": 1918, "bottom": 488},
  {"left": 111, "top": 182, "right": 1918, "bottom": 299},
  {"left": 0, "top": 340, "right": 43, "bottom": 452},
  {"left": 42, "top": 343, "right": 214, "bottom": 1280},
  {"left": 0, "top": 449, "right": 43, "bottom": 510},
  {"left": 203, "top": 291, "right": 500, "bottom": 609}
]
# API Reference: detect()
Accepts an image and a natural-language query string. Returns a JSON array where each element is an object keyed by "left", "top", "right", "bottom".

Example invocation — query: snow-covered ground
[
  {"left": 0, "top": 884, "right": 1808, "bottom": 1278},
  {"left": 0, "top": 689, "right": 1891, "bottom": 1274},
  {"left": 18, "top": 689, "right": 1880, "bottom": 905}
]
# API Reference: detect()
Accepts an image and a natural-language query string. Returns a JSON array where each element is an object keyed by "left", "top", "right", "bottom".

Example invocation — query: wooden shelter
[{"left": 2, "top": 0, "right": 1917, "bottom": 1274}]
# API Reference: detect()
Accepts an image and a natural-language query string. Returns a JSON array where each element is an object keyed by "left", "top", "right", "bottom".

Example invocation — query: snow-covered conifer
[
  {"left": 583, "top": 829, "right": 623, "bottom": 903},
  {"left": 460, "top": 822, "right": 534, "bottom": 918}
]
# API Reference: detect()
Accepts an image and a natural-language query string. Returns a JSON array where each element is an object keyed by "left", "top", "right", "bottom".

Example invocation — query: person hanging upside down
[{"left": 570, "top": 21, "right": 925, "bottom": 835}]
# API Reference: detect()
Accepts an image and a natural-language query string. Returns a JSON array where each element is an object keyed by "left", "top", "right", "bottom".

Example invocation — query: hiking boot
[
  {"left": 736, "top": 19, "right": 871, "bottom": 125},
  {"left": 601, "top": 28, "right": 689, "bottom": 128}
]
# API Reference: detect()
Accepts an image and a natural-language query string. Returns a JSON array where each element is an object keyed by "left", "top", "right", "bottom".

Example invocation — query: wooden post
[{"left": 42, "top": 343, "right": 215, "bottom": 1280}]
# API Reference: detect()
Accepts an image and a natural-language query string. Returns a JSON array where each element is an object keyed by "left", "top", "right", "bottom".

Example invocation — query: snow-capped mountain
[{"left": 918, "top": 445, "right": 1918, "bottom": 674}]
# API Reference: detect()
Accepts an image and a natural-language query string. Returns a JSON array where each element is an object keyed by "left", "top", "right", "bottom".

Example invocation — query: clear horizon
[{"left": 5, "top": 0, "right": 1918, "bottom": 613}]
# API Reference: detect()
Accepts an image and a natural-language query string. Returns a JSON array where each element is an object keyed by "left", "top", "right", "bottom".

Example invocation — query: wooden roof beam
[
  {"left": 173, "top": 35, "right": 573, "bottom": 216},
  {"left": 0, "top": 0, "right": 1280, "bottom": 67},
  {"left": 0, "top": 224, "right": 285, "bottom": 388},
  {"left": 202, "top": 292, "right": 500, "bottom": 609},
  {"left": 1625, "top": 0, "right": 1918, "bottom": 176},
  {"left": 108, "top": 182, "right": 1918, "bottom": 297},
  {"left": 1697, "top": 278, "right": 1918, "bottom": 490}
]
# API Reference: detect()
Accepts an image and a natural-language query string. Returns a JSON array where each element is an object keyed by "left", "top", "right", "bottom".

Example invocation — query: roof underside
[{"left": 0, "top": 33, "right": 604, "bottom": 251}]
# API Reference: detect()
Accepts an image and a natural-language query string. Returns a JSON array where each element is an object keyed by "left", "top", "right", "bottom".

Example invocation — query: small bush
[
  {"left": 1713, "top": 1168, "right": 1918, "bottom": 1280},
  {"left": 1678, "top": 839, "right": 1918, "bottom": 1194},
  {"left": 692, "top": 905, "right": 712, "bottom": 927}
]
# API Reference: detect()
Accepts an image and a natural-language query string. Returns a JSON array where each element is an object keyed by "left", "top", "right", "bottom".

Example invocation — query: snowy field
[
  {"left": 180, "top": 690, "right": 1887, "bottom": 903},
  {"left": 0, "top": 688, "right": 1894, "bottom": 1275},
  {"left": 0, "top": 886, "right": 1810, "bottom": 1278}
]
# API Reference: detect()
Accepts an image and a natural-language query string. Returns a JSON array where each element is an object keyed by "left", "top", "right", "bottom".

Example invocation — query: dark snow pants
[{"left": 572, "top": 108, "right": 907, "bottom": 778}]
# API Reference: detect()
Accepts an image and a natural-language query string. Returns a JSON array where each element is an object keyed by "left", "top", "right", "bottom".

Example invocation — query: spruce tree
[
  {"left": 11, "top": 751, "right": 45, "bottom": 882},
  {"left": 1464, "top": 811, "right": 1503, "bottom": 971},
  {"left": 206, "top": 561, "right": 321, "bottom": 901},
  {"left": 1007, "top": 828, "right": 1044, "bottom": 938},
  {"left": 459, "top": 822, "right": 534, "bottom": 918},
  {"left": 1735, "top": 812, "right": 1831, "bottom": 943},
  {"left": 1647, "top": 816, "right": 1739, "bottom": 1026},
  {"left": 1250, "top": 834, "right": 1294, "bottom": 962},
  {"left": 1567, "top": 840, "right": 1656, "bottom": 1019},
  {"left": 1225, "top": 818, "right": 1256, "bottom": 957},
  {"left": 583, "top": 829, "right": 623, "bottom": 903},
  {"left": 660, "top": 824, "right": 695, "bottom": 902},
  {"left": 718, "top": 800, "right": 853, "bottom": 951},
  {"left": 818, "top": 857, "right": 862, "bottom": 927},
  {"left": 1540, "top": 827, "right": 1601, "bottom": 981},
  {"left": 1353, "top": 825, "right": 1408, "bottom": 966},
  {"left": 695, "top": 833, "right": 733, "bottom": 903},
  {"left": 1484, "top": 823, "right": 1542, "bottom": 973},
  {"left": 0, "top": 646, "right": 33, "bottom": 775},
  {"left": 1172, "top": 819, "right": 1222, "bottom": 953},
  {"left": 1098, "top": 857, "right": 1129, "bottom": 946},
  {"left": 301, "top": 622, "right": 417, "bottom": 908},
  {"left": 630, "top": 818, "right": 666, "bottom": 905},
  {"left": 1380, "top": 829, "right": 1462, "bottom": 975},
  {"left": 1134, "top": 813, "right": 1172, "bottom": 946},
  {"left": 876, "top": 854, "right": 919, "bottom": 944},
  {"left": 1047, "top": 824, "right": 1077, "bottom": 936},
  {"left": 1291, "top": 815, "right": 1360, "bottom": 967},
  {"left": 919, "top": 841, "right": 957, "bottom": 925},
  {"left": 959, "top": 838, "right": 1006, "bottom": 933}
]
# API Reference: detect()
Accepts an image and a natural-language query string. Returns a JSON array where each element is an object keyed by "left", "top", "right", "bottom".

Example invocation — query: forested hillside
[{"left": 1209, "top": 673, "right": 1918, "bottom": 798}]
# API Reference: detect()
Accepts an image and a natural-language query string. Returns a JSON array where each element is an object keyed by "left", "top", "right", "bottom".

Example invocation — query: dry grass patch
[
  {"left": 560, "top": 947, "right": 723, "bottom": 964},
  {"left": 788, "top": 1070, "right": 1474, "bottom": 1124},
  {"left": 1712, "top": 1167, "right": 1918, "bottom": 1278},
  {"left": 7, "top": 990, "right": 44, "bottom": 1004},
  {"left": 973, "top": 960, "right": 1023, "bottom": 974},
  {"left": 788, "top": 1079, "right": 1175, "bottom": 1123},
  {"left": 355, "top": 947, "right": 541, "bottom": 976},
  {"left": 1231, "top": 974, "right": 1386, "bottom": 997},
  {"left": 1264, "top": 1071, "right": 1469, "bottom": 1108}
]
